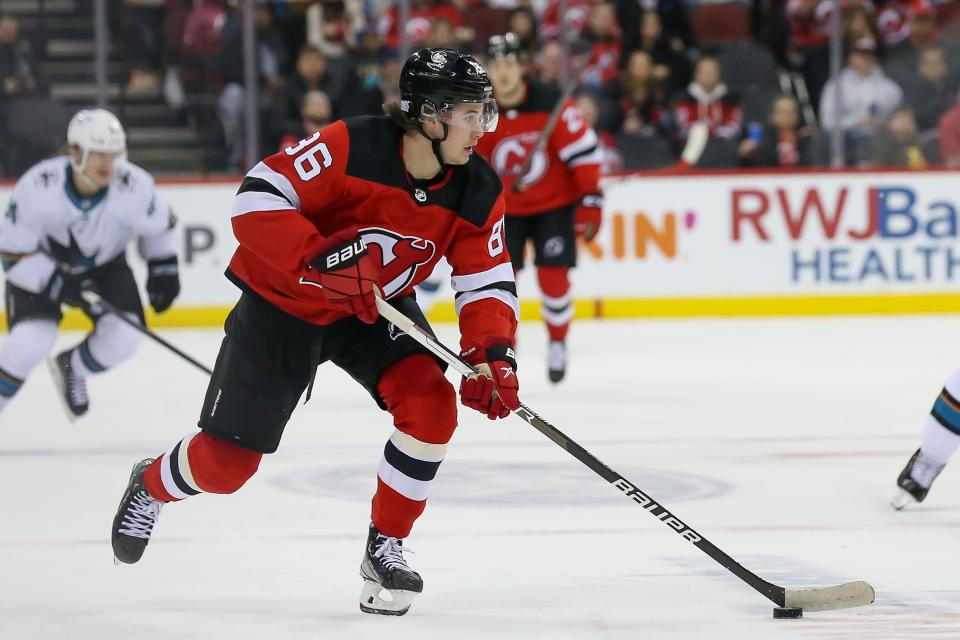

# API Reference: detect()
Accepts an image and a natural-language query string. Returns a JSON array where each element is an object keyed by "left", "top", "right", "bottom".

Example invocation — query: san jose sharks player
[
  {"left": 0, "top": 108, "right": 180, "bottom": 419},
  {"left": 109, "top": 49, "right": 520, "bottom": 617},
  {"left": 892, "top": 369, "right": 960, "bottom": 509}
]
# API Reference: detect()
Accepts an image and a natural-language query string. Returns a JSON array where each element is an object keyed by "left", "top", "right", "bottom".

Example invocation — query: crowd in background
[{"left": 4, "top": 0, "right": 960, "bottom": 173}]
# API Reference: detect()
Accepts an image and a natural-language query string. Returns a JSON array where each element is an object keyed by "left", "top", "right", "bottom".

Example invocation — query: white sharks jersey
[{"left": 0, "top": 156, "right": 176, "bottom": 293}]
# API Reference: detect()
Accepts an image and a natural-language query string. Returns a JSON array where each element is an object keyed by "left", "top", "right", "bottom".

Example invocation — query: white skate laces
[
  {"left": 65, "top": 370, "right": 88, "bottom": 408},
  {"left": 374, "top": 535, "right": 413, "bottom": 571},
  {"left": 118, "top": 490, "right": 163, "bottom": 539}
]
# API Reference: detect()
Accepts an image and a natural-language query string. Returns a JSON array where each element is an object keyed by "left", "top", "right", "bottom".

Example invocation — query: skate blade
[
  {"left": 891, "top": 489, "right": 917, "bottom": 511},
  {"left": 46, "top": 358, "right": 77, "bottom": 423},
  {"left": 358, "top": 578, "right": 416, "bottom": 616}
]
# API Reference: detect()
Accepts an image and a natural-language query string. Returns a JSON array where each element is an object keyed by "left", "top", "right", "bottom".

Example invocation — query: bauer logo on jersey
[
  {"left": 491, "top": 132, "right": 547, "bottom": 185},
  {"left": 358, "top": 227, "right": 436, "bottom": 298}
]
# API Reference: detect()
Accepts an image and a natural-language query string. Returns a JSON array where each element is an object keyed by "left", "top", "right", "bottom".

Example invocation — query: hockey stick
[
  {"left": 374, "top": 296, "right": 876, "bottom": 613},
  {"left": 80, "top": 291, "right": 213, "bottom": 375}
]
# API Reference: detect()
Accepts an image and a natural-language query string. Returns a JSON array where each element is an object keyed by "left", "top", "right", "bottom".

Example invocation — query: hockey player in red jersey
[
  {"left": 110, "top": 48, "right": 520, "bottom": 616},
  {"left": 474, "top": 33, "right": 603, "bottom": 383}
]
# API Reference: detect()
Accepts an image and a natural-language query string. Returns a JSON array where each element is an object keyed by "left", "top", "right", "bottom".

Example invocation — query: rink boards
[{"left": 2, "top": 168, "right": 960, "bottom": 328}]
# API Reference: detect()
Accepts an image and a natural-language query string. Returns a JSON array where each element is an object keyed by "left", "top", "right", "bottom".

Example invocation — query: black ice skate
[
  {"left": 47, "top": 350, "right": 88, "bottom": 420},
  {"left": 891, "top": 448, "right": 945, "bottom": 510},
  {"left": 548, "top": 340, "right": 566, "bottom": 384},
  {"left": 359, "top": 524, "right": 423, "bottom": 616},
  {"left": 112, "top": 458, "right": 164, "bottom": 564}
]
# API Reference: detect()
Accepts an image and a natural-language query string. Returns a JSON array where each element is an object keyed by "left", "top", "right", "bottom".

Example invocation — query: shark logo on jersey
[
  {"left": 358, "top": 227, "right": 436, "bottom": 299},
  {"left": 4, "top": 201, "right": 16, "bottom": 224},
  {"left": 47, "top": 229, "right": 98, "bottom": 271}
]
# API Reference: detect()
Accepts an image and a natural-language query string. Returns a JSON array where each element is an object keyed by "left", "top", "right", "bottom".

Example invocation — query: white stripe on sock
[{"left": 377, "top": 457, "right": 431, "bottom": 501}]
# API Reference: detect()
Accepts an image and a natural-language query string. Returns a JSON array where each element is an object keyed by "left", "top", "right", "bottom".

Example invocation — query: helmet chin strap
[
  {"left": 70, "top": 148, "right": 101, "bottom": 192},
  {"left": 417, "top": 121, "right": 449, "bottom": 172}
]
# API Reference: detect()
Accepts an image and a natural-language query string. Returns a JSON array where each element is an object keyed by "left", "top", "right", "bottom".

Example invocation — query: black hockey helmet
[
  {"left": 399, "top": 48, "right": 498, "bottom": 137},
  {"left": 487, "top": 32, "right": 523, "bottom": 60}
]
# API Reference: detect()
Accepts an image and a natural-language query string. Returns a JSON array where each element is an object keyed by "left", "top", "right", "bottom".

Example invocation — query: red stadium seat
[{"left": 690, "top": 3, "right": 751, "bottom": 46}]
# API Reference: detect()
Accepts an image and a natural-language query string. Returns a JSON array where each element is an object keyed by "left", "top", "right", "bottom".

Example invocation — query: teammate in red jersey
[
  {"left": 109, "top": 48, "right": 520, "bottom": 616},
  {"left": 474, "top": 33, "right": 603, "bottom": 383}
]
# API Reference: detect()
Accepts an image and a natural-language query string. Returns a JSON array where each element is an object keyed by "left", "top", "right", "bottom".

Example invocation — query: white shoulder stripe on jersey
[
  {"left": 455, "top": 289, "right": 520, "bottom": 320},
  {"left": 450, "top": 262, "right": 515, "bottom": 293},
  {"left": 568, "top": 145, "right": 605, "bottom": 168},
  {"left": 558, "top": 128, "right": 599, "bottom": 163},
  {"left": 230, "top": 190, "right": 296, "bottom": 219},
  {"left": 246, "top": 162, "right": 301, "bottom": 210}
]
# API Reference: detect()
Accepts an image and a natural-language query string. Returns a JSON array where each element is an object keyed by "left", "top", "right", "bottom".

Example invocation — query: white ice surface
[{"left": 2, "top": 315, "right": 959, "bottom": 639}]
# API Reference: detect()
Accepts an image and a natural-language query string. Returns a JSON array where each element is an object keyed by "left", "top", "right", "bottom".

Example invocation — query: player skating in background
[
  {"left": 475, "top": 33, "right": 603, "bottom": 383},
  {"left": 110, "top": 48, "right": 521, "bottom": 616},
  {"left": 892, "top": 370, "right": 960, "bottom": 509},
  {"left": 0, "top": 108, "right": 180, "bottom": 420}
]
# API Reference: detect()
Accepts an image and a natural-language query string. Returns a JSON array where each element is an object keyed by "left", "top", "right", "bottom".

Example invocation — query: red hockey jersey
[
  {"left": 473, "top": 81, "right": 603, "bottom": 217},
  {"left": 227, "top": 116, "right": 518, "bottom": 352}
]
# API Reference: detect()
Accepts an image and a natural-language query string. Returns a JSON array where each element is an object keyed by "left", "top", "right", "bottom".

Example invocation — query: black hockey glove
[
  {"left": 146, "top": 256, "right": 180, "bottom": 313},
  {"left": 47, "top": 270, "right": 93, "bottom": 308}
]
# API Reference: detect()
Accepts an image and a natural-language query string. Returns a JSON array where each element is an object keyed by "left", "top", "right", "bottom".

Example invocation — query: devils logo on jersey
[
  {"left": 490, "top": 132, "right": 548, "bottom": 186},
  {"left": 359, "top": 227, "right": 436, "bottom": 298}
]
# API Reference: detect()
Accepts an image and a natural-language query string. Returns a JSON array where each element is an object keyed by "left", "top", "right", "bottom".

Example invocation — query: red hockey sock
[
  {"left": 537, "top": 266, "right": 572, "bottom": 342},
  {"left": 144, "top": 431, "right": 263, "bottom": 502},
  {"left": 371, "top": 354, "right": 457, "bottom": 538}
]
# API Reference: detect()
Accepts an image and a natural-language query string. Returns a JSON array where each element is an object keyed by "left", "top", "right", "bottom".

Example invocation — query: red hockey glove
[
  {"left": 459, "top": 341, "right": 520, "bottom": 420},
  {"left": 305, "top": 230, "right": 380, "bottom": 324},
  {"left": 574, "top": 193, "right": 603, "bottom": 242}
]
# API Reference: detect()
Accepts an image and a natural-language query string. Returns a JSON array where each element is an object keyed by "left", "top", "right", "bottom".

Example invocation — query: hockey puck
[{"left": 773, "top": 607, "right": 803, "bottom": 619}]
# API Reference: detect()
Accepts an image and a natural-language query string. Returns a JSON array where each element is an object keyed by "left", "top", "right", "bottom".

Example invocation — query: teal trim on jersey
[
  {"left": 64, "top": 165, "right": 108, "bottom": 213},
  {"left": 932, "top": 393, "right": 960, "bottom": 435}
]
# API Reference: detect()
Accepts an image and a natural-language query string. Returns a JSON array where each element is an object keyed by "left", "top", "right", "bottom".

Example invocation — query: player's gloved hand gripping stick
[{"left": 373, "top": 296, "right": 876, "bottom": 617}]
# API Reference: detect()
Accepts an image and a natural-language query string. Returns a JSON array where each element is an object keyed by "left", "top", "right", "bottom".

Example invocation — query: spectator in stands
[
  {"left": 819, "top": 37, "right": 903, "bottom": 164},
  {"left": 580, "top": 1, "right": 622, "bottom": 89},
  {"left": 618, "top": 0, "right": 693, "bottom": 55},
  {"left": 534, "top": 40, "right": 565, "bottom": 88},
  {"left": 877, "top": 0, "right": 912, "bottom": 47},
  {"left": 507, "top": 8, "right": 538, "bottom": 56},
  {"left": 424, "top": 17, "right": 458, "bottom": 50},
  {"left": 305, "top": 0, "right": 368, "bottom": 59},
  {"left": 616, "top": 50, "right": 671, "bottom": 139},
  {"left": 218, "top": 2, "right": 287, "bottom": 170},
  {"left": 112, "top": 0, "right": 166, "bottom": 95},
  {"left": 872, "top": 106, "right": 933, "bottom": 167},
  {"left": 540, "top": 0, "right": 594, "bottom": 41},
  {"left": 885, "top": 0, "right": 942, "bottom": 82},
  {"left": 844, "top": 3, "right": 878, "bottom": 46},
  {"left": 576, "top": 92, "right": 623, "bottom": 173},
  {"left": 903, "top": 46, "right": 955, "bottom": 132},
  {"left": 277, "top": 45, "right": 353, "bottom": 126},
  {"left": 378, "top": 0, "right": 466, "bottom": 51},
  {"left": 739, "top": 94, "right": 814, "bottom": 167},
  {"left": 938, "top": 87, "right": 960, "bottom": 167},
  {"left": 0, "top": 13, "right": 36, "bottom": 98},
  {"left": 623, "top": 10, "right": 691, "bottom": 93},
  {"left": 672, "top": 56, "right": 743, "bottom": 142},
  {"left": 786, "top": 0, "right": 834, "bottom": 116},
  {"left": 278, "top": 89, "right": 333, "bottom": 151}
]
